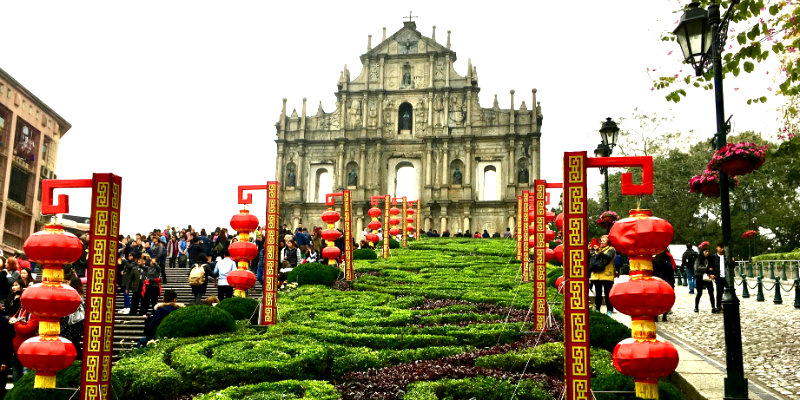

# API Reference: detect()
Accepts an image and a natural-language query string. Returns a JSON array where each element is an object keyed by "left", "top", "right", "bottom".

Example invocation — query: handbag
[
  {"left": 68, "top": 302, "right": 85, "bottom": 325},
  {"left": 702, "top": 273, "right": 712, "bottom": 282}
]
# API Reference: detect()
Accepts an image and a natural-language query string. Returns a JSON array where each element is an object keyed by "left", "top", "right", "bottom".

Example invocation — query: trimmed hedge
[
  {"left": 588, "top": 311, "right": 631, "bottom": 352},
  {"left": 114, "top": 340, "right": 188, "bottom": 399},
  {"left": 287, "top": 262, "right": 340, "bottom": 286},
  {"left": 592, "top": 372, "right": 683, "bottom": 400},
  {"left": 195, "top": 380, "right": 340, "bottom": 400},
  {"left": 156, "top": 304, "right": 236, "bottom": 339},
  {"left": 7, "top": 361, "right": 122, "bottom": 400},
  {"left": 376, "top": 237, "right": 400, "bottom": 249},
  {"left": 403, "top": 377, "right": 554, "bottom": 400},
  {"left": 475, "top": 342, "right": 613, "bottom": 377},
  {"left": 216, "top": 296, "right": 259, "bottom": 321},
  {"left": 546, "top": 266, "right": 563, "bottom": 288},
  {"left": 353, "top": 248, "right": 378, "bottom": 260}
]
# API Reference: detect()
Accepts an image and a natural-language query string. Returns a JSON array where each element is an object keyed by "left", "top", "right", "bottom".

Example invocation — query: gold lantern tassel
[
  {"left": 635, "top": 380, "right": 659, "bottom": 399},
  {"left": 34, "top": 373, "right": 57, "bottom": 389}
]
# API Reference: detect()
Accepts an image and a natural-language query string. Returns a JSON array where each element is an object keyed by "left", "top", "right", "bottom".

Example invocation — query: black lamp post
[
  {"left": 594, "top": 117, "right": 619, "bottom": 212},
  {"left": 674, "top": 1, "right": 747, "bottom": 399},
  {"left": 741, "top": 189, "right": 756, "bottom": 262}
]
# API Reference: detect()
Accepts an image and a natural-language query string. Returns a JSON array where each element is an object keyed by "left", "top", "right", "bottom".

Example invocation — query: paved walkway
[{"left": 607, "top": 277, "right": 800, "bottom": 399}]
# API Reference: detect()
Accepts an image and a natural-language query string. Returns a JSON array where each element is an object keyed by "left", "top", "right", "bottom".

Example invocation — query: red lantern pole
[
  {"left": 415, "top": 200, "right": 421, "bottom": 241},
  {"left": 532, "top": 181, "right": 562, "bottom": 332},
  {"left": 39, "top": 175, "right": 123, "bottom": 398},
  {"left": 323, "top": 191, "right": 354, "bottom": 280},
  {"left": 521, "top": 190, "right": 531, "bottom": 282},
  {"left": 562, "top": 152, "right": 653, "bottom": 400},
  {"left": 516, "top": 195, "right": 523, "bottom": 261},
  {"left": 407, "top": 200, "right": 417, "bottom": 240},
  {"left": 228, "top": 210, "right": 259, "bottom": 298},
  {"left": 237, "top": 183, "right": 279, "bottom": 325},
  {"left": 382, "top": 195, "right": 390, "bottom": 258},
  {"left": 388, "top": 198, "right": 403, "bottom": 247},
  {"left": 401, "top": 197, "right": 408, "bottom": 248},
  {"left": 369, "top": 195, "right": 390, "bottom": 258}
]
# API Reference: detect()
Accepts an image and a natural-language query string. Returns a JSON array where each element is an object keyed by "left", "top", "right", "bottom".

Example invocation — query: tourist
[
  {"left": 18, "top": 267, "right": 34, "bottom": 288},
  {"left": 482, "top": 230, "right": 490, "bottom": 238},
  {"left": 8, "top": 279, "right": 37, "bottom": 382},
  {"left": 0, "top": 257, "right": 10, "bottom": 300},
  {"left": 0, "top": 303, "right": 12, "bottom": 398},
  {"left": 214, "top": 250, "right": 236, "bottom": 300},
  {"left": 118, "top": 254, "right": 135, "bottom": 314},
  {"left": 189, "top": 255, "right": 215, "bottom": 305},
  {"left": 653, "top": 250, "right": 675, "bottom": 321},
  {"left": 127, "top": 254, "right": 146, "bottom": 315},
  {"left": 201, "top": 296, "right": 220, "bottom": 306},
  {"left": 712, "top": 244, "right": 734, "bottom": 312},
  {"left": 589, "top": 235, "right": 617, "bottom": 316},
  {"left": 455, "top": 229, "right": 462, "bottom": 238},
  {"left": 693, "top": 246, "right": 716, "bottom": 313},
  {"left": 681, "top": 244, "right": 698, "bottom": 295},
  {"left": 312, "top": 227, "right": 323, "bottom": 253},
  {"left": 492, "top": 231, "right": 501, "bottom": 238},
  {"left": 141, "top": 254, "right": 162, "bottom": 315},
  {"left": 304, "top": 246, "right": 319, "bottom": 264},
  {"left": 188, "top": 237, "right": 207, "bottom": 270},
  {"left": 166, "top": 234, "right": 179, "bottom": 269},
  {"left": 279, "top": 239, "right": 301, "bottom": 283},
  {"left": 441, "top": 230, "right": 449, "bottom": 238},
  {"left": 473, "top": 231, "right": 481, "bottom": 238},
  {"left": 5, "top": 258, "right": 18, "bottom": 286},
  {"left": 503, "top": 227, "right": 513, "bottom": 239},
  {"left": 60, "top": 275, "right": 85, "bottom": 360},
  {"left": 178, "top": 234, "right": 189, "bottom": 268},
  {"left": 137, "top": 289, "right": 184, "bottom": 347},
  {"left": 152, "top": 236, "right": 166, "bottom": 271},
  {"left": 3, "top": 280, "right": 23, "bottom": 318}
]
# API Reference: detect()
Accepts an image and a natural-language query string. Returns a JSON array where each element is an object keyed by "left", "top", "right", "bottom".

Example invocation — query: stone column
[
  {"left": 337, "top": 142, "right": 345, "bottom": 189},
  {"left": 445, "top": 54, "right": 451, "bottom": 87},
  {"left": 465, "top": 140, "right": 472, "bottom": 186},
  {"left": 429, "top": 55, "right": 435, "bottom": 89},
  {"left": 378, "top": 93, "right": 384, "bottom": 135},
  {"left": 300, "top": 97, "right": 307, "bottom": 137},
  {"left": 356, "top": 217, "right": 364, "bottom": 241},
  {"left": 440, "top": 217, "right": 448, "bottom": 234},
  {"left": 533, "top": 136, "right": 541, "bottom": 180},
  {"left": 298, "top": 148, "right": 306, "bottom": 196},
  {"left": 376, "top": 142, "right": 383, "bottom": 193},
  {"left": 340, "top": 94, "right": 347, "bottom": 131},
  {"left": 292, "top": 216, "right": 300, "bottom": 231},
  {"left": 359, "top": 143, "right": 366, "bottom": 188},
  {"left": 509, "top": 139, "right": 516, "bottom": 185},
  {"left": 276, "top": 143, "right": 284, "bottom": 183},
  {"left": 441, "top": 141, "right": 449, "bottom": 186},
  {"left": 463, "top": 216, "right": 470, "bottom": 233},
  {"left": 425, "top": 142, "right": 432, "bottom": 186},
  {"left": 280, "top": 98, "right": 287, "bottom": 134},
  {"left": 425, "top": 217, "right": 432, "bottom": 232},
  {"left": 443, "top": 92, "right": 450, "bottom": 130},
  {"left": 362, "top": 93, "right": 368, "bottom": 129},
  {"left": 509, "top": 90, "right": 515, "bottom": 134},
  {"left": 531, "top": 89, "right": 538, "bottom": 133},
  {"left": 379, "top": 57, "right": 385, "bottom": 91},
  {"left": 508, "top": 216, "right": 516, "bottom": 234}
]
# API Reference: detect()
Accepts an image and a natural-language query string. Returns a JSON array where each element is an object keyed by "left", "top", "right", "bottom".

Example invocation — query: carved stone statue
[
  {"left": 286, "top": 165, "right": 296, "bottom": 187},
  {"left": 518, "top": 164, "right": 529, "bottom": 184},
  {"left": 401, "top": 111, "right": 412, "bottom": 130},
  {"left": 452, "top": 166, "right": 462, "bottom": 185},
  {"left": 402, "top": 71, "right": 411, "bottom": 87},
  {"left": 348, "top": 167, "right": 358, "bottom": 187}
]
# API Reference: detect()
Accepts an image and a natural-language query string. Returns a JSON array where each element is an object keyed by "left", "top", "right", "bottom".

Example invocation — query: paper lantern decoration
[
  {"left": 554, "top": 213, "right": 564, "bottom": 230},
  {"left": 18, "top": 225, "right": 82, "bottom": 388},
  {"left": 553, "top": 244, "right": 564, "bottom": 264},
  {"left": 366, "top": 207, "right": 382, "bottom": 247},
  {"left": 229, "top": 210, "right": 259, "bottom": 297},
  {"left": 321, "top": 208, "right": 342, "bottom": 265},
  {"left": 608, "top": 209, "right": 678, "bottom": 399}
]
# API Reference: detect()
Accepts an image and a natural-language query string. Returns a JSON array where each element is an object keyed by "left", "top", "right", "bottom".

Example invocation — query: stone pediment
[{"left": 361, "top": 22, "right": 453, "bottom": 61}]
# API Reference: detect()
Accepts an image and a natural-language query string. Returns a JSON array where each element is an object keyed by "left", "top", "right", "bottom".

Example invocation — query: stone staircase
[{"left": 37, "top": 267, "right": 264, "bottom": 362}]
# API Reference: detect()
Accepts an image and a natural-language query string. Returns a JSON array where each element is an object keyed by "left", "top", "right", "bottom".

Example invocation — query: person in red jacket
[{"left": 8, "top": 280, "right": 38, "bottom": 382}]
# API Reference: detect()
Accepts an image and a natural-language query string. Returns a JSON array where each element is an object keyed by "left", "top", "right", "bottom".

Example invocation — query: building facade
[
  {"left": 0, "top": 67, "right": 71, "bottom": 252},
  {"left": 275, "top": 21, "right": 542, "bottom": 235}
]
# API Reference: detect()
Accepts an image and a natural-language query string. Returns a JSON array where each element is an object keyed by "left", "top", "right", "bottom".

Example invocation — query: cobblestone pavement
[{"left": 658, "top": 278, "right": 800, "bottom": 399}]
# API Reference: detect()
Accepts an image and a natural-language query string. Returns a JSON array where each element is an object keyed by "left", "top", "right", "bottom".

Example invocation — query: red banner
[
  {"left": 563, "top": 152, "right": 590, "bottom": 400},
  {"left": 521, "top": 191, "right": 530, "bottom": 282},
  {"left": 262, "top": 181, "right": 279, "bottom": 325},
  {"left": 533, "top": 180, "right": 548, "bottom": 331},
  {"left": 81, "top": 174, "right": 121, "bottom": 400},
  {"left": 343, "top": 190, "right": 354, "bottom": 280},
  {"left": 516, "top": 195, "right": 523, "bottom": 261},
  {"left": 382, "top": 195, "right": 390, "bottom": 258}
]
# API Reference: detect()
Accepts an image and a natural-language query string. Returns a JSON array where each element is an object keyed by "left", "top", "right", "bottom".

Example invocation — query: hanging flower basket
[
  {"left": 742, "top": 230, "right": 758, "bottom": 239},
  {"left": 596, "top": 210, "right": 619, "bottom": 228},
  {"left": 689, "top": 169, "right": 739, "bottom": 198},
  {"left": 708, "top": 142, "right": 768, "bottom": 177}
]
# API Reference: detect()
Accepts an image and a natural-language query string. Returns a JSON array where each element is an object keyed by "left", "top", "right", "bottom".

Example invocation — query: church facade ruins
[{"left": 275, "top": 20, "right": 543, "bottom": 235}]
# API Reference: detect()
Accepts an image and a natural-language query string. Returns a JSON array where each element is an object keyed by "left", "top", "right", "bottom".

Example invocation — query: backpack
[{"left": 189, "top": 264, "right": 206, "bottom": 286}]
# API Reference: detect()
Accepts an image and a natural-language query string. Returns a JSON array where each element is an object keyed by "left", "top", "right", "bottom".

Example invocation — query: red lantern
[
  {"left": 528, "top": 236, "right": 536, "bottom": 248},
  {"left": 545, "top": 248, "right": 555, "bottom": 262},
  {"left": 368, "top": 220, "right": 382, "bottom": 230},
  {"left": 389, "top": 217, "right": 401, "bottom": 226},
  {"left": 228, "top": 241, "right": 258, "bottom": 263},
  {"left": 227, "top": 269, "right": 256, "bottom": 289},
  {"left": 613, "top": 338, "right": 679, "bottom": 398},
  {"left": 17, "top": 337, "right": 77, "bottom": 388},
  {"left": 554, "top": 275, "right": 565, "bottom": 294},
  {"left": 368, "top": 207, "right": 382, "bottom": 218},
  {"left": 406, "top": 216, "right": 414, "bottom": 224},
  {"left": 389, "top": 207, "right": 401, "bottom": 215},
  {"left": 545, "top": 210, "right": 555, "bottom": 223},
  {"left": 608, "top": 210, "right": 673, "bottom": 257},
  {"left": 389, "top": 228, "right": 401, "bottom": 236},
  {"left": 322, "top": 246, "right": 341, "bottom": 260},
  {"left": 527, "top": 225, "right": 535, "bottom": 235},
  {"left": 321, "top": 229, "right": 341, "bottom": 242},
  {"left": 553, "top": 244, "right": 563, "bottom": 263},
  {"left": 230, "top": 210, "right": 259, "bottom": 233},
  {"left": 609, "top": 279, "right": 675, "bottom": 317},
  {"left": 528, "top": 210, "right": 536, "bottom": 220},
  {"left": 322, "top": 208, "right": 341, "bottom": 224},
  {"left": 406, "top": 226, "right": 415, "bottom": 232},
  {"left": 366, "top": 233, "right": 380, "bottom": 243},
  {"left": 406, "top": 208, "right": 415, "bottom": 216},
  {"left": 554, "top": 213, "right": 564, "bottom": 230},
  {"left": 19, "top": 224, "right": 82, "bottom": 388},
  {"left": 545, "top": 229, "right": 555, "bottom": 243}
]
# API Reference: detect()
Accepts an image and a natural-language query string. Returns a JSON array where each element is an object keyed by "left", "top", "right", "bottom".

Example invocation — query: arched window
[
  {"left": 398, "top": 102, "right": 413, "bottom": 134},
  {"left": 316, "top": 169, "right": 331, "bottom": 203},
  {"left": 482, "top": 165, "right": 498, "bottom": 201},
  {"left": 395, "top": 162, "right": 416, "bottom": 199}
]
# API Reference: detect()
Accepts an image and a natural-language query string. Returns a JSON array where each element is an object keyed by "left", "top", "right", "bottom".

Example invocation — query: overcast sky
[{"left": 2, "top": 1, "right": 782, "bottom": 235}]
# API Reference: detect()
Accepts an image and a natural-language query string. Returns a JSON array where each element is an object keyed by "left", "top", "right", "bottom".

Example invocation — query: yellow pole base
[
  {"left": 34, "top": 373, "right": 57, "bottom": 389},
  {"left": 234, "top": 289, "right": 246, "bottom": 298},
  {"left": 635, "top": 381, "right": 659, "bottom": 399}
]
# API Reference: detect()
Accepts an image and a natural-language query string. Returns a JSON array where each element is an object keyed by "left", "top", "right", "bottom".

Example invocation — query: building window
[
  {"left": 2, "top": 211, "right": 26, "bottom": 249},
  {"left": 482, "top": 165, "right": 498, "bottom": 201},
  {"left": 316, "top": 169, "right": 331, "bottom": 203},
  {"left": 8, "top": 165, "right": 30, "bottom": 205},
  {"left": 14, "top": 118, "right": 39, "bottom": 165},
  {"left": 0, "top": 103, "right": 10, "bottom": 147}
]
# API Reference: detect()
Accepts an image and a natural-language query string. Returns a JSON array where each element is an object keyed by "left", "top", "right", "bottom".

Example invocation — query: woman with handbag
[
  {"left": 693, "top": 246, "right": 717, "bottom": 313},
  {"left": 589, "top": 235, "right": 617, "bottom": 316}
]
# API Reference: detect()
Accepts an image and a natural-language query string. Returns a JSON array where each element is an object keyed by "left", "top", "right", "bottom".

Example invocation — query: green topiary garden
[{"left": 105, "top": 238, "right": 683, "bottom": 399}]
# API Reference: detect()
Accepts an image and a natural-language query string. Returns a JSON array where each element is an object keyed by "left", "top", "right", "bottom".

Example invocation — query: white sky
[{"left": 2, "top": 0, "right": 782, "bottom": 235}]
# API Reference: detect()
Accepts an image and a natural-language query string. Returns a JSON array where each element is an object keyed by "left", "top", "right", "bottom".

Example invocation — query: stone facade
[
  {"left": 0, "top": 67, "right": 71, "bottom": 252},
  {"left": 275, "top": 21, "right": 542, "bottom": 236}
]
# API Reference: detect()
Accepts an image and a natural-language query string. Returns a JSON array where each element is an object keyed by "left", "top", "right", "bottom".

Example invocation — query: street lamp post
[
  {"left": 741, "top": 189, "right": 756, "bottom": 262},
  {"left": 594, "top": 117, "right": 620, "bottom": 212},
  {"left": 700, "top": 211, "right": 709, "bottom": 241},
  {"left": 674, "top": 1, "right": 747, "bottom": 399}
]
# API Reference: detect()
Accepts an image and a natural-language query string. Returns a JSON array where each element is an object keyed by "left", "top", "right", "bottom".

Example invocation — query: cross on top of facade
[{"left": 404, "top": 11, "right": 417, "bottom": 22}]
